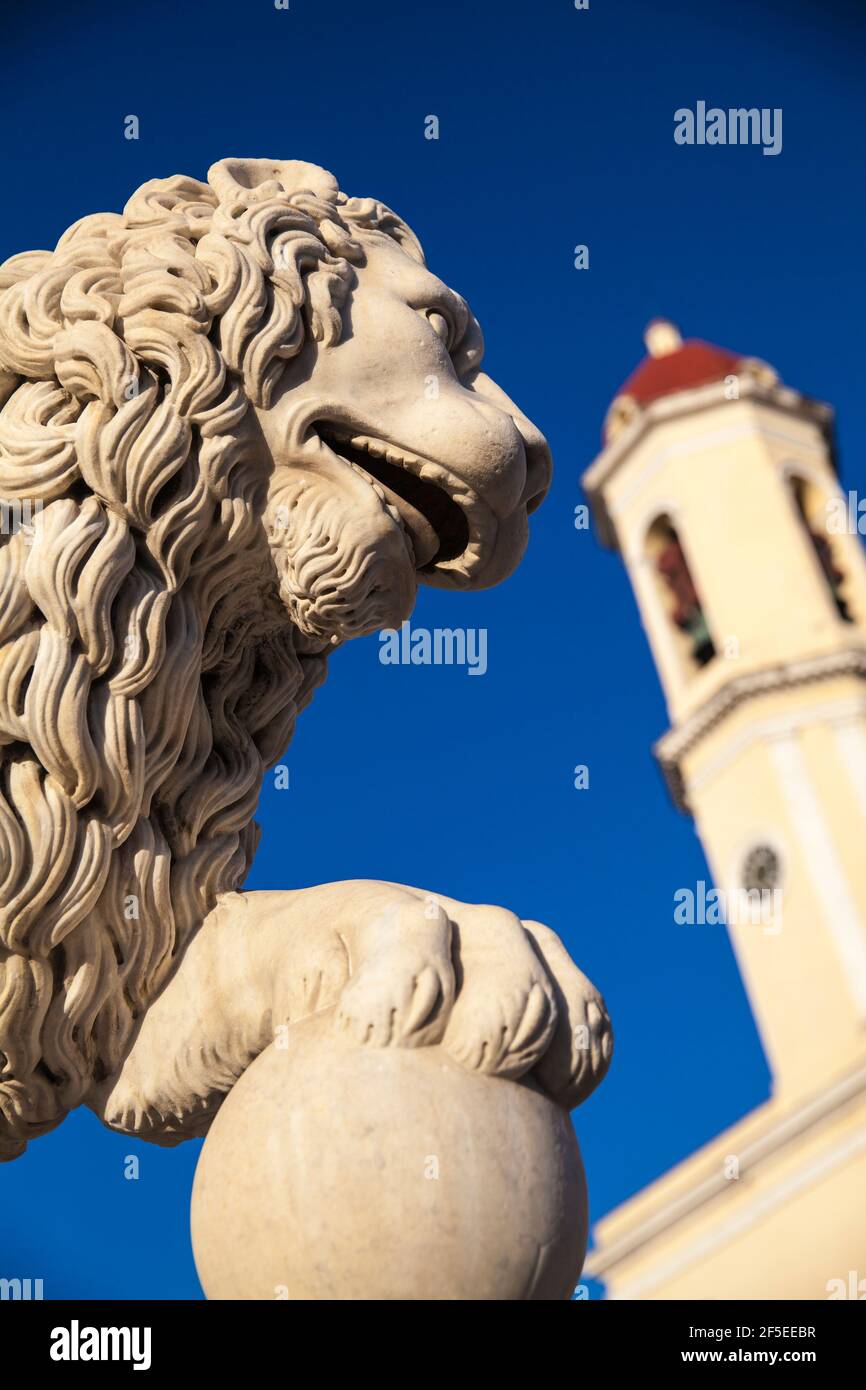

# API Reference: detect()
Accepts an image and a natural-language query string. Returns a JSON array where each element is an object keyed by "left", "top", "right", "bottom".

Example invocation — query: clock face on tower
[{"left": 741, "top": 844, "right": 782, "bottom": 894}]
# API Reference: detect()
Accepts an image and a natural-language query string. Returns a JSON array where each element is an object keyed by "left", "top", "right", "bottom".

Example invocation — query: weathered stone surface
[
  {"left": 0, "top": 158, "right": 611, "bottom": 1298},
  {"left": 192, "top": 1012, "right": 587, "bottom": 1301}
]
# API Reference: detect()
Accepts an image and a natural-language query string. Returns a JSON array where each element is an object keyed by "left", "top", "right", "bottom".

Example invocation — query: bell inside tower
[{"left": 647, "top": 516, "right": 716, "bottom": 670}]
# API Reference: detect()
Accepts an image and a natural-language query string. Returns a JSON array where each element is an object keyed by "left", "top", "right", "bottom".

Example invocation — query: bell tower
[{"left": 583, "top": 321, "right": 866, "bottom": 1096}]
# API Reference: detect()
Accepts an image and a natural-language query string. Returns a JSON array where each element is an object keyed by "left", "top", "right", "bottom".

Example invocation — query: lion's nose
[
  {"left": 467, "top": 372, "right": 552, "bottom": 517},
  {"left": 519, "top": 429, "right": 552, "bottom": 515}
]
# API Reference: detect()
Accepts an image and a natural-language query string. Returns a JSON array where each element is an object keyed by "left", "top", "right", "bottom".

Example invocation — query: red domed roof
[
  {"left": 600, "top": 321, "right": 777, "bottom": 447},
  {"left": 618, "top": 339, "right": 743, "bottom": 406}
]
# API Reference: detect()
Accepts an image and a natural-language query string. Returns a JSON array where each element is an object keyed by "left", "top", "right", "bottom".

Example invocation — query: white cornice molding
[
  {"left": 604, "top": 1121, "right": 866, "bottom": 1300},
  {"left": 655, "top": 648, "right": 866, "bottom": 811},
  {"left": 582, "top": 378, "right": 835, "bottom": 550},
  {"left": 585, "top": 1055, "right": 866, "bottom": 1285}
]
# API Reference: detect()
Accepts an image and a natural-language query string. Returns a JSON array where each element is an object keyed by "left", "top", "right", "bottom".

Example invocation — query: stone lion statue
[{"left": 0, "top": 158, "right": 611, "bottom": 1170}]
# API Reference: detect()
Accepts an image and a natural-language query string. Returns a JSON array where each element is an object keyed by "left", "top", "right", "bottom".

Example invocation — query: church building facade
[{"left": 583, "top": 321, "right": 866, "bottom": 1299}]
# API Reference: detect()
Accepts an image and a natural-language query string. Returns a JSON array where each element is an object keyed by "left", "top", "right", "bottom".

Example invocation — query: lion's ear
[{"left": 208, "top": 158, "right": 339, "bottom": 207}]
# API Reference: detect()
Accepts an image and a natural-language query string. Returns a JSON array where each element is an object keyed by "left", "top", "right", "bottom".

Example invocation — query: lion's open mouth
[{"left": 315, "top": 422, "right": 472, "bottom": 571}]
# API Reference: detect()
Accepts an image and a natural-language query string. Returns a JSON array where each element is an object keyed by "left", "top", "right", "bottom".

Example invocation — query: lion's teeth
[{"left": 321, "top": 426, "right": 497, "bottom": 582}]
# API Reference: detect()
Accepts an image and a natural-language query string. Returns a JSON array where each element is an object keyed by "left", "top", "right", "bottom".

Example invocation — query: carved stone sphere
[{"left": 191, "top": 1012, "right": 587, "bottom": 1300}]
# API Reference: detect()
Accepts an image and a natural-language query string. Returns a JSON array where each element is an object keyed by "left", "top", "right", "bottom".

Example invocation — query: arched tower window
[
  {"left": 646, "top": 516, "right": 716, "bottom": 670},
  {"left": 790, "top": 476, "right": 853, "bottom": 623}
]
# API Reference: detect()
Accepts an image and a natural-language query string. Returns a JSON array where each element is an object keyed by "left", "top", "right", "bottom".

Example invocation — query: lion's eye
[{"left": 426, "top": 310, "right": 453, "bottom": 349}]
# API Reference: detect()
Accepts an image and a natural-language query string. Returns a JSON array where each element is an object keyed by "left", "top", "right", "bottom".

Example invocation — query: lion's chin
[
  {"left": 280, "top": 564, "right": 415, "bottom": 645},
  {"left": 267, "top": 475, "right": 417, "bottom": 645}
]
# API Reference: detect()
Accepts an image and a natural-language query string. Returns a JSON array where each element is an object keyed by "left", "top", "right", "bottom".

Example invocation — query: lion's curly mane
[{"left": 0, "top": 159, "right": 423, "bottom": 1158}]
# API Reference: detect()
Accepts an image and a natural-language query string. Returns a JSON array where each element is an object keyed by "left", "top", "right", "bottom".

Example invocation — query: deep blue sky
[{"left": 2, "top": 0, "right": 865, "bottom": 1299}]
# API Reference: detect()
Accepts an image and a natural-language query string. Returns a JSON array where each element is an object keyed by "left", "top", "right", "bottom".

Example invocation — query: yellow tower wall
[{"left": 583, "top": 363, "right": 866, "bottom": 1300}]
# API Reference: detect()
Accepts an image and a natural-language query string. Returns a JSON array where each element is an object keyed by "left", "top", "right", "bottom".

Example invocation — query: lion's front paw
[
  {"left": 442, "top": 905, "right": 558, "bottom": 1080},
  {"left": 334, "top": 948, "right": 455, "bottom": 1048},
  {"left": 523, "top": 920, "right": 613, "bottom": 1109},
  {"left": 443, "top": 977, "right": 558, "bottom": 1079}
]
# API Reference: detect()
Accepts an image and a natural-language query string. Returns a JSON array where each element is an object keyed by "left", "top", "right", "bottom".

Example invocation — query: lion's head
[{"left": 0, "top": 157, "right": 550, "bottom": 1158}]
